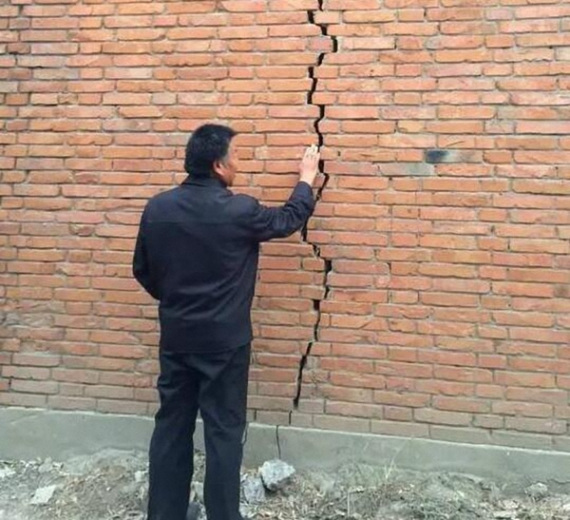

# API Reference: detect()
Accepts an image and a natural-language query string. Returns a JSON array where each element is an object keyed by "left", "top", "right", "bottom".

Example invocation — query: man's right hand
[{"left": 299, "top": 144, "right": 320, "bottom": 187}]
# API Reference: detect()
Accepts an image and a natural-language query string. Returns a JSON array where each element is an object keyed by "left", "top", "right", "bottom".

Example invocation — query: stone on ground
[
  {"left": 242, "top": 475, "right": 266, "bottom": 503},
  {"left": 259, "top": 459, "right": 296, "bottom": 492}
]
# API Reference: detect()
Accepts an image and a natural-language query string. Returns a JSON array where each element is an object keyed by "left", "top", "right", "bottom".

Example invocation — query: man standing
[{"left": 133, "top": 124, "right": 320, "bottom": 520}]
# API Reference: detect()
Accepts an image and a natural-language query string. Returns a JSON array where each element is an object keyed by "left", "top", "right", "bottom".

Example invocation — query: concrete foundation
[{"left": 2, "top": 407, "right": 569, "bottom": 487}]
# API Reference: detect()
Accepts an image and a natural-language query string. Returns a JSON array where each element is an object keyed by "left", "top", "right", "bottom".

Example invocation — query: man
[{"left": 133, "top": 123, "right": 320, "bottom": 520}]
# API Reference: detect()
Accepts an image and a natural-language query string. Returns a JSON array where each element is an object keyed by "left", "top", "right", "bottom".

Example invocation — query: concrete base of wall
[{"left": 2, "top": 407, "right": 570, "bottom": 488}]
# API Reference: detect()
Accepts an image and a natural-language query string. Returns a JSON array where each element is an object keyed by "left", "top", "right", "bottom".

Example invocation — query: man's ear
[
  {"left": 213, "top": 160, "right": 224, "bottom": 176},
  {"left": 213, "top": 159, "right": 228, "bottom": 182}
]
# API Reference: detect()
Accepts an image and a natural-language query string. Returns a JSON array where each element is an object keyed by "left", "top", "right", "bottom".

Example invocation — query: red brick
[
  {"left": 505, "top": 417, "right": 566, "bottom": 435},
  {"left": 434, "top": 396, "right": 489, "bottom": 414},
  {"left": 11, "top": 380, "right": 59, "bottom": 394},
  {"left": 414, "top": 408, "right": 472, "bottom": 426}
]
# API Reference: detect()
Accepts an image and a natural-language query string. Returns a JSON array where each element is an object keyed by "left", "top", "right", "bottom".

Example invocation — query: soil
[{"left": 1, "top": 450, "right": 569, "bottom": 520}]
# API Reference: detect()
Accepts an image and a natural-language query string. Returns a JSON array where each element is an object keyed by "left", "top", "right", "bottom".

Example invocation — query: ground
[{"left": 1, "top": 450, "right": 569, "bottom": 520}]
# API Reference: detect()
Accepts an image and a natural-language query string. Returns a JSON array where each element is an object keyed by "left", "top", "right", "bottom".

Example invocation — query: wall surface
[{"left": 1, "top": 0, "right": 569, "bottom": 453}]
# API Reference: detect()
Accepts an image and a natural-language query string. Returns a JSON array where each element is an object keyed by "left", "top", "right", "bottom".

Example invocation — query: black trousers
[{"left": 147, "top": 344, "right": 251, "bottom": 520}]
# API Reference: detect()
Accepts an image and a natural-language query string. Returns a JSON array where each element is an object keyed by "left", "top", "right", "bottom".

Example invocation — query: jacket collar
[{"left": 182, "top": 175, "right": 228, "bottom": 190}]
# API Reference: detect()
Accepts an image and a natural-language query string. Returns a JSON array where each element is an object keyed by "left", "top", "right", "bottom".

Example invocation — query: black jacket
[{"left": 133, "top": 176, "right": 315, "bottom": 353}]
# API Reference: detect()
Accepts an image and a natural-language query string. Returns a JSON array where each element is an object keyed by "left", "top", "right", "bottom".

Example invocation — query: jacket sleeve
[
  {"left": 132, "top": 210, "right": 160, "bottom": 300},
  {"left": 240, "top": 181, "right": 315, "bottom": 242}
]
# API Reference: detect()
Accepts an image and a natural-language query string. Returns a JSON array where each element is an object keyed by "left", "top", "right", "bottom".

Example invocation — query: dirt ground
[{"left": 1, "top": 449, "right": 569, "bottom": 520}]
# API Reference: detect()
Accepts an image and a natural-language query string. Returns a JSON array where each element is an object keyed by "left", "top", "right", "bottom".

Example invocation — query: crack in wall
[
  {"left": 276, "top": 424, "right": 283, "bottom": 460},
  {"left": 292, "top": 0, "right": 338, "bottom": 417}
]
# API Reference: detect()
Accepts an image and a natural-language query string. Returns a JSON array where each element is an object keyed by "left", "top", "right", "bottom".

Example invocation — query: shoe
[{"left": 186, "top": 502, "right": 201, "bottom": 520}]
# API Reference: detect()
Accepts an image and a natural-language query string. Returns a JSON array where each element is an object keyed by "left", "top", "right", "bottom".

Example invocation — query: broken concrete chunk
[
  {"left": 38, "top": 459, "right": 53, "bottom": 474},
  {"left": 526, "top": 482, "right": 548, "bottom": 500},
  {"left": 0, "top": 467, "right": 15, "bottom": 480},
  {"left": 30, "top": 485, "right": 57, "bottom": 505},
  {"left": 259, "top": 459, "right": 295, "bottom": 491},
  {"left": 240, "top": 503, "right": 255, "bottom": 520},
  {"left": 242, "top": 475, "right": 265, "bottom": 503},
  {"left": 500, "top": 499, "right": 518, "bottom": 511},
  {"left": 190, "top": 481, "right": 204, "bottom": 503}
]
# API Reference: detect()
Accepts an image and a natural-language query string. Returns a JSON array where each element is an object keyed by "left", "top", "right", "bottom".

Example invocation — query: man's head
[{"left": 184, "top": 124, "right": 238, "bottom": 187}]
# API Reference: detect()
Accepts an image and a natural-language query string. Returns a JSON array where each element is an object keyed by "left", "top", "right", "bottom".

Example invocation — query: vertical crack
[
  {"left": 292, "top": 0, "right": 338, "bottom": 417},
  {"left": 276, "top": 424, "right": 283, "bottom": 460}
]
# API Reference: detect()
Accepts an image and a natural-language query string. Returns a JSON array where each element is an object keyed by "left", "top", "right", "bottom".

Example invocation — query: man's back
[{"left": 134, "top": 176, "right": 314, "bottom": 353}]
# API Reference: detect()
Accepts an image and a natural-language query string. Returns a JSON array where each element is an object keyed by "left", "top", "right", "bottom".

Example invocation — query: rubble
[
  {"left": 526, "top": 482, "right": 548, "bottom": 500},
  {"left": 259, "top": 459, "right": 296, "bottom": 492},
  {"left": 0, "top": 468, "right": 15, "bottom": 480},
  {"left": 190, "top": 481, "right": 204, "bottom": 503},
  {"left": 0, "top": 451, "right": 569, "bottom": 520},
  {"left": 30, "top": 485, "right": 57, "bottom": 505},
  {"left": 242, "top": 475, "right": 266, "bottom": 504}
]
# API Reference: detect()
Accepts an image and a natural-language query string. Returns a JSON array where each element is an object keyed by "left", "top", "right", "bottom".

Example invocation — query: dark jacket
[{"left": 133, "top": 176, "right": 315, "bottom": 353}]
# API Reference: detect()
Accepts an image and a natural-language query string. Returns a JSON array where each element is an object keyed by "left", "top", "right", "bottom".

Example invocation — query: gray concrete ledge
[{"left": 2, "top": 407, "right": 570, "bottom": 487}]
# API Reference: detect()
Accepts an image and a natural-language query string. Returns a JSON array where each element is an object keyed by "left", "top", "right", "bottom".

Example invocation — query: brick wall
[{"left": 1, "top": 0, "right": 569, "bottom": 452}]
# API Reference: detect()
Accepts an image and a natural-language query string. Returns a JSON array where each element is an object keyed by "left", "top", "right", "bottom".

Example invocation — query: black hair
[{"left": 184, "top": 124, "right": 237, "bottom": 177}]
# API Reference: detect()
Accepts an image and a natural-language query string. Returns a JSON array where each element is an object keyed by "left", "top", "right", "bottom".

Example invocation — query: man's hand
[{"left": 299, "top": 144, "right": 320, "bottom": 187}]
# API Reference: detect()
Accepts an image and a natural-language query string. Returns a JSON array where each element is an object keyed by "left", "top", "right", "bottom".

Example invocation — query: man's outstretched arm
[{"left": 241, "top": 145, "right": 321, "bottom": 242}]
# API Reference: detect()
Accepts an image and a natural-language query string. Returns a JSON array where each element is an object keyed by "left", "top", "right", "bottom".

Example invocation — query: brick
[
  {"left": 313, "top": 415, "right": 371, "bottom": 433},
  {"left": 496, "top": 372, "right": 556, "bottom": 389},
  {"left": 0, "top": 393, "right": 47, "bottom": 407},
  {"left": 12, "top": 354, "right": 60, "bottom": 367},
  {"left": 373, "top": 391, "right": 429, "bottom": 408},
  {"left": 414, "top": 408, "right": 472, "bottom": 426},
  {"left": 11, "top": 379, "right": 58, "bottom": 394},
  {"left": 492, "top": 401, "right": 553, "bottom": 418},
  {"left": 48, "top": 396, "right": 97, "bottom": 411},
  {"left": 505, "top": 417, "right": 566, "bottom": 435},
  {"left": 326, "top": 401, "right": 383, "bottom": 419},
  {"left": 84, "top": 385, "right": 134, "bottom": 400}
]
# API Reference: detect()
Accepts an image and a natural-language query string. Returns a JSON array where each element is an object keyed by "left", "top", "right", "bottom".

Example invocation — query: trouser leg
[
  {"left": 147, "top": 352, "right": 199, "bottom": 520},
  {"left": 198, "top": 344, "right": 251, "bottom": 520}
]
